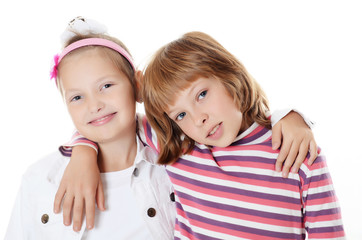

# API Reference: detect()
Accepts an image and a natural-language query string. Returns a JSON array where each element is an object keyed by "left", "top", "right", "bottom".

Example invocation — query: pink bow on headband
[{"left": 50, "top": 54, "right": 60, "bottom": 80}]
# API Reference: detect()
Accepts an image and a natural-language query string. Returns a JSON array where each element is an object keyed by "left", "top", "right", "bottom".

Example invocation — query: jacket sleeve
[
  {"left": 271, "top": 108, "right": 315, "bottom": 128},
  {"left": 4, "top": 186, "right": 24, "bottom": 239}
]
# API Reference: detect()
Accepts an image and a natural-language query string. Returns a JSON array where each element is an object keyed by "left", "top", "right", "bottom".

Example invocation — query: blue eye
[
  {"left": 176, "top": 112, "right": 186, "bottom": 121},
  {"left": 102, "top": 83, "right": 112, "bottom": 89},
  {"left": 71, "top": 95, "right": 82, "bottom": 102},
  {"left": 198, "top": 90, "right": 207, "bottom": 100}
]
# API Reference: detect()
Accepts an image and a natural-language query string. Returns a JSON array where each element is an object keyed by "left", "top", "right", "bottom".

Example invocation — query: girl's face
[
  {"left": 59, "top": 49, "right": 136, "bottom": 144},
  {"left": 166, "top": 77, "right": 243, "bottom": 147}
]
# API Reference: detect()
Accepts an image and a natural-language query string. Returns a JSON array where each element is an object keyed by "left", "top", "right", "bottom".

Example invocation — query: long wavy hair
[{"left": 143, "top": 31, "right": 271, "bottom": 165}]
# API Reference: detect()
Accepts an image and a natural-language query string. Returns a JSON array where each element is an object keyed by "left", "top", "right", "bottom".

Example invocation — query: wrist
[{"left": 71, "top": 145, "right": 98, "bottom": 163}]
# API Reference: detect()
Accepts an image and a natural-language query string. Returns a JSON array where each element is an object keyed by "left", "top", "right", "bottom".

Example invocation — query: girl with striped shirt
[
  {"left": 139, "top": 31, "right": 345, "bottom": 239},
  {"left": 58, "top": 32, "right": 343, "bottom": 239}
]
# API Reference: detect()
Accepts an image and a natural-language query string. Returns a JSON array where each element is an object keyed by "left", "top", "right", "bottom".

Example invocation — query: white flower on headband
[{"left": 60, "top": 16, "right": 108, "bottom": 45}]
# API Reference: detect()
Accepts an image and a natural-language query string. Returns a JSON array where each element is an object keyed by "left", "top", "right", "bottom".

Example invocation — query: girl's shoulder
[
  {"left": 136, "top": 113, "right": 159, "bottom": 152},
  {"left": 22, "top": 151, "right": 69, "bottom": 185}
]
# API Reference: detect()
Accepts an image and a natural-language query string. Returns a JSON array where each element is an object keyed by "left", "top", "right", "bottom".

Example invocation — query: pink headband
[{"left": 50, "top": 38, "right": 135, "bottom": 80}]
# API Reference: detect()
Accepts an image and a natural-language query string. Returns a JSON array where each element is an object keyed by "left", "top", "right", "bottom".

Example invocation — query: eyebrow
[{"left": 166, "top": 106, "right": 177, "bottom": 119}]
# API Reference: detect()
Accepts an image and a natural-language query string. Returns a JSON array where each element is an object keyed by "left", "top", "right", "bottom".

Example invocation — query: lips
[
  {"left": 208, "top": 124, "right": 220, "bottom": 136},
  {"left": 207, "top": 122, "right": 222, "bottom": 138},
  {"left": 88, "top": 112, "right": 116, "bottom": 126}
]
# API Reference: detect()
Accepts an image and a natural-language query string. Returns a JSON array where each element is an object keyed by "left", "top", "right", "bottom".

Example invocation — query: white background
[{"left": 1, "top": 0, "right": 361, "bottom": 238}]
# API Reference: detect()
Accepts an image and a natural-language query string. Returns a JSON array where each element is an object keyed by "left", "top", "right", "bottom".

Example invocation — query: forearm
[{"left": 60, "top": 131, "right": 98, "bottom": 157}]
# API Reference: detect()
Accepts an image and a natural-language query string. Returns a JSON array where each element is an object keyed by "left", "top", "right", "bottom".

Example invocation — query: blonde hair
[
  {"left": 57, "top": 33, "right": 136, "bottom": 97},
  {"left": 143, "top": 31, "right": 271, "bottom": 165}
]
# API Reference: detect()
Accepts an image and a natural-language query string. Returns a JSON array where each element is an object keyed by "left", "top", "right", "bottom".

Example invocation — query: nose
[
  {"left": 88, "top": 97, "right": 104, "bottom": 114},
  {"left": 194, "top": 112, "right": 208, "bottom": 127}
]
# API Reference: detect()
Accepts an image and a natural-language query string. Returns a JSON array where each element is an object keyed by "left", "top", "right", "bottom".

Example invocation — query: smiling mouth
[
  {"left": 89, "top": 113, "right": 116, "bottom": 124},
  {"left": 208, "top": 123, "right": 221, "bottom": 137}
]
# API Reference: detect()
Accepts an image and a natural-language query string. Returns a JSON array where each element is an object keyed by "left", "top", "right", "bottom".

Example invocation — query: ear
[{"left": 135, "top": 70, "right": 143, "bottom": 103}]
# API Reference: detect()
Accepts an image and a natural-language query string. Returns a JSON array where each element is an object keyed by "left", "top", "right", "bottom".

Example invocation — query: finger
[
  {"left": 291, "top": 140, "right": 309, "bottom": 173},
  {"left": 275, "top": 138, "right": 292, "bottom": 172},
  {"left": 96, "top": 180, "right": 105, "bottom": 211},
  {"left": 62, "top": 194, "right": 74, "bottom": 226},
  {"left": 72, "top": 197, "right": 84, "bottom": 232},
  {"left": 282, "top": 140, "right": 299, "bottom": 178},
  {"left": 308, "top": 140, "right": 319, "bottom": 165},
  {"left": 85, "top": 194, "right": 96, "bottom": 230},
  {"left": 271, "top": 123, "right": 282, "bottom": 150},
  {"left": 54, "top": 184, "right": 66, "bottom": 213}
]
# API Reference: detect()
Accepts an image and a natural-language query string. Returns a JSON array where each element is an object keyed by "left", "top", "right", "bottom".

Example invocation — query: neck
[
  {"left": 97, "top": 125, "right": 138, "bottom": 173},
  {"left": 239, "top": 115, "right": 252, "bottom": 133}
]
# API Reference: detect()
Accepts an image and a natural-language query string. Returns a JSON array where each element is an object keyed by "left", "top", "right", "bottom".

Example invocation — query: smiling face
[
  {"left": 58, "top": 48, "right": 136, "bottom": 144},
  {"left": 167, "top": 76, "right": 244, "bottom": 147}
]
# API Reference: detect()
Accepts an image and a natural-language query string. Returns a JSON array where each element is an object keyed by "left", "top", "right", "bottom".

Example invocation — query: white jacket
[{"left": 5, "top": 138, "right": 176, "bottom": 240}]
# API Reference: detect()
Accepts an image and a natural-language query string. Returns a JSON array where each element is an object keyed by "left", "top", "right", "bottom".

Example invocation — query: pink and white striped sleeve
[
  {"left": 137, "top": 114, "right": 160, "bottom": 153},
  {"left": 59, "top": 131, "right": 98, "bottom": 157},
  {"left": 300, "top": 151, "right": 345, "bottom": 239}
]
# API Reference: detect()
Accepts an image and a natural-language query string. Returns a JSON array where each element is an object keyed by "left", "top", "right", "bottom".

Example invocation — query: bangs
[{"left": 144, "top": 53, "right": 207, "bottom": 115}]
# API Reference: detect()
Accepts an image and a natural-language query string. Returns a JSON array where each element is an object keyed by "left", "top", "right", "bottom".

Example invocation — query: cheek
[
  {"left": 220, "top": 95, "right": 241, "bottom": 116},
  {"left": 67, "top": 105, "right": 84, "bottom": 125},
  {"left": 117, "top": 97, "right": 136, "bottom": 115},
  {"left": 113, "top": 88, "right": 135, "bottom": 106},
  {"left": 177, "top": 121, "right": 194, "bottom": 137}
]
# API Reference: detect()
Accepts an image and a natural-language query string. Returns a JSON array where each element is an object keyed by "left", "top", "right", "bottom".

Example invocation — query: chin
[
  {"left": 205, "top": 140, "right": 232, "bottom": 148},
  {"left": 216, "top": 143, "right": 232, "bottom": 148},
  {"left": 217, "top": 139, "right": 236, "bottom": 148}
]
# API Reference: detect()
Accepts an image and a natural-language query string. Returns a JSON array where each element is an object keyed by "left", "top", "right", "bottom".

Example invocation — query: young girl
[
  {"left": 5, "top": 17, "right": 175, "bottom": 239},
  {"left": 140, "top": 31, "right": 345, "bottom": 239},
  {"left": 55, "top": 23, "right": 328, "bottom": 238}
]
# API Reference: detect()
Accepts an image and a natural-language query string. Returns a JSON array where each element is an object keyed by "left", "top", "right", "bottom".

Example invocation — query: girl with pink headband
[
  {"left": 50, "top": 18, "right": 323, "bottom": 239},
  {"left": 5, "top": 17, "right": 319, "bottom": 239},
  {"left": 5, "top": 17, "right": 175, "bottom": 239}
]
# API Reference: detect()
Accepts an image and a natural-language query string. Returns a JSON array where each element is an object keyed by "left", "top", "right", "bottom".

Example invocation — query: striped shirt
[
  {"left": 140, "top": 117, "right": 345, "bottom": 240},
  {"left": 63, "top": 115, "right": 345, "bottom": 239}
]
